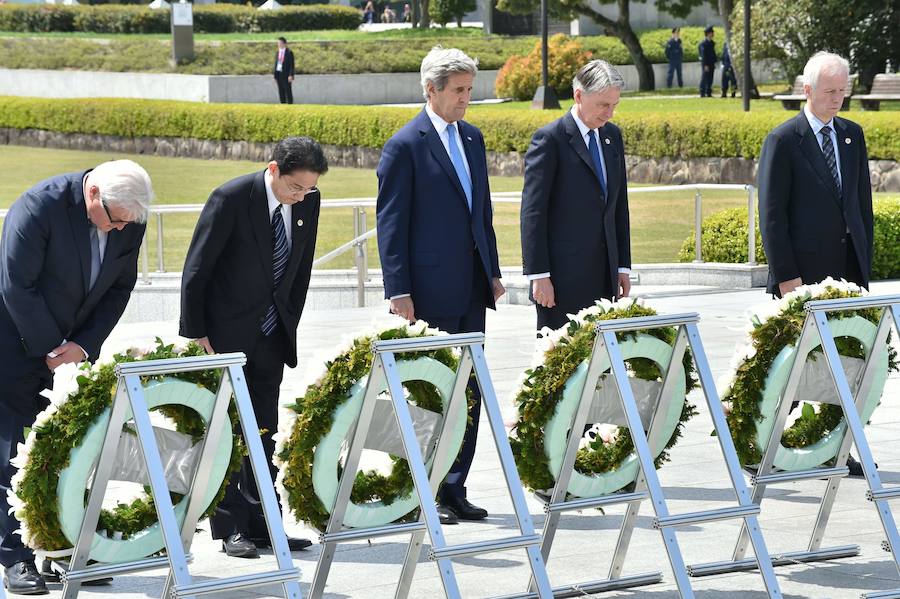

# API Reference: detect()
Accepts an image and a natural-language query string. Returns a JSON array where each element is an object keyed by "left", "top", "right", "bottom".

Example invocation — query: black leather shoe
[
  {"left": 847, "top": 455, "right": 875, "bottom": 478},
  {"left": 40, "top": 558, "right": 112, "bottom": 586},
  {"left": 441, "top": 497, "right": 488, "bottom": 521},
  {"left": 222, "top": 533, "right": 259, "bottom": 558},
  {"left": 436, "top": 505, "right": 458, "bottom": 525},
  {"left": 251, "top": 536, "right": 313, "bottom": 551},
  {"left": 4, "top": 560, "right": 48, "bottom": 595}
]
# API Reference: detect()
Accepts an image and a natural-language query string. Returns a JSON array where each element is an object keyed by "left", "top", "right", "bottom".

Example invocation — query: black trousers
[
  {"left": 0, "top": 362, "right": 51, "bottom": 568},
  {"left": 721, "top": 66, "right": 737, "bottom": 95},
  {"left": 534, "top": 251, "right": 612, "bottom": 332},
  {"left": 418, "top": 253, "right": 491, "bottom": 502},
  {"left": 699, "top": 66, "right": 715, "bottom": 97},
  {"left": 666, "top": 62, "right": 683, "bottom": 88},
  {"left": 209, "top": 325, "right": 289, "bottom": 540},
  {"left": 275, "top": 74, "right": 293, "bottom": 105}
]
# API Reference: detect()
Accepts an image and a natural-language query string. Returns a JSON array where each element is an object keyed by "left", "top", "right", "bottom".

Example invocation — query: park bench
[
  {"left": 852, "top": 73, "right": 900, "bottom": 111},
  {"left": 773, "top": 74, "right": 854, "bottom": 111}
]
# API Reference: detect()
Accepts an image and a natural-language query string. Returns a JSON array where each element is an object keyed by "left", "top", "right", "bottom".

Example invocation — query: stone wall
[{"left": 2, "top": 127, "right": 898, "bottom": 191}]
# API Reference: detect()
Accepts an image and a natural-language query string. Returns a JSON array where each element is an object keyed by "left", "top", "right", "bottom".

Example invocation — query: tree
[
  {"left": 495, "top": 0, "right": 707, "bottom": 91},
  {"left": 716, "top": 0, "right": 759, "bottom": 99},
  {"left": 729, "top": 0, "right": 899, "bottom": 92},
  {"left": 430, "top": 0, "right": 477, "bottom": 26}
]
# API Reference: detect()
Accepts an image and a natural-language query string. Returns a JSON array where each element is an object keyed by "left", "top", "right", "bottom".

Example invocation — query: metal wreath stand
[
  {"left": 688, "top": 294, "right": 900, "bottom": 599},
  {"left": 60, "top": 352, "right": 301, "bottom": 599}
]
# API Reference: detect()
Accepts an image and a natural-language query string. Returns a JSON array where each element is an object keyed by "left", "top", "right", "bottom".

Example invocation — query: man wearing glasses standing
[
  {"left": 180, "top": 136, "right": 327, "bottom": 558},
  {"left": 0, "top": 159, "right": 152, "bottom": 594}
]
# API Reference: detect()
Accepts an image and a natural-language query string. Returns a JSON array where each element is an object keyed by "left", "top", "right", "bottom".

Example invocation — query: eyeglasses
[
  {"left": 286, "top": 184, "right": 318, "bottom": 196},
  {"left": 101, "top": 199, "right": 133, "bottom": 226}
]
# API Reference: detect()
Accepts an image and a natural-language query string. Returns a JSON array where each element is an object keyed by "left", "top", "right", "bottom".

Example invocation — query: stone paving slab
[{"left": 20, "top": 281, "right": 900, "bottom": 599}]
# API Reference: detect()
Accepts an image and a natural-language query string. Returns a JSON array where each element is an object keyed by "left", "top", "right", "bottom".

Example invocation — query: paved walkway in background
[{"left": 27, "top": 281, "right": 900, "bottom": 598}]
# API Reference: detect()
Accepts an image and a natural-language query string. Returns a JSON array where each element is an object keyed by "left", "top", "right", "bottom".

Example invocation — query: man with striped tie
[
  {"left": 758, "top": 51, "right": 873, "bottom": 298},
  {"left": 180, "top": 136, "right": 327, "bottom": 558}
]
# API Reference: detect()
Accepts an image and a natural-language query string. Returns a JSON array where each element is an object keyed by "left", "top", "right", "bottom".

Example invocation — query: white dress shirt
[
  {"left": 264, "top": 170, "right": 293, "bottom": 251},
  {"left": 528, "top": 107, "right": 629, "bottom": 282}
]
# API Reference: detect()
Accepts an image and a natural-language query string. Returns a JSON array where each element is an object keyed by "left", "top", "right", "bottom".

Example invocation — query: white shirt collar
[
  {"left": 264, "top": 170, "right": 283, "bottom": 217},
  {"left": 425, "top": 103, "right": 455, "bottom": 137},
  {"left": 570, "top": 106, "right": 596, "bottom": 141},
  {"left": 804, "top": 103, "right": 835, "bottom": 137}
]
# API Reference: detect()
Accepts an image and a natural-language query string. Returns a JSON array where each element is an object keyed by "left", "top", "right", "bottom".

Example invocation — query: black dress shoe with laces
[
  {"left": 40, "top": 558, "right": 112, "bottom": 586},
  {"left": 847, "top": 455, "right": 875, "bottom": 478},
  {"left": 250, "top": 536, "right": 313, "bottom": 551},
  {"left": 222, "top": 533, "right": 259, "bottom": 558},
  {"left": 436, "top": 505, "right": 458, "bottom": 525},
  {"left": 4, "top": 560, "right": 48, "bottom": 595},
  {"left": 440, "top": 496, "right": 488, "bottom": 521}
]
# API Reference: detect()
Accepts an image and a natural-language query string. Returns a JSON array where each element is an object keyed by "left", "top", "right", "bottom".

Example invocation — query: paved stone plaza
[{"left": 30, "top": 281, "right": 900, "bottom": 599}]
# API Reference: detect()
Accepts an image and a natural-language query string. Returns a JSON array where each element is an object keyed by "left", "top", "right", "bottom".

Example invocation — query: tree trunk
[
  {"left": 457, "top": 15, "right": 463, "bottom": 27},
  {"left": 419, "top": 0, "right": 431, "bottom": 27},
  {"left": 619, "top": 27, "right": 655, "bottom": 91},
  {"left": 718, "top": 0, "right": 760, "bottom": 99}
]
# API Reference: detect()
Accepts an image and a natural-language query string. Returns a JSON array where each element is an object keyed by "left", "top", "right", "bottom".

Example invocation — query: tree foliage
[{"left": 429, "top": 0, "right": 475, "bottom": 27}]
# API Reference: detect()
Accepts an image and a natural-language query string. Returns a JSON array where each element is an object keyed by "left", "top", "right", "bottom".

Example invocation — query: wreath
[
  {"left": 510, "top": 298, "right": 698, "bottom": 497},
  {"left": 721, "top": 278, "right": 898, "bottom": 469},
  {"left": 9, "top": 338, "right": 244, "bottom": 562},
  {"left": 274, "top": 320, "right": 469, "bottom": 532}
]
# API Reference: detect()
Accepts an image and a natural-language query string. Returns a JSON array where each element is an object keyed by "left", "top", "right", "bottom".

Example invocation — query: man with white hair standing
[
  {"left": 0, "top": 160, "right": 152, "bottom": 593},
  {"left": 377, "top": 46, "right": 505, "bottom": 524},
  {"left": 521, "top": 59, "right": 632, "bottom": 331},
  {"left": 759, "top": 51, "right": 873, "bottom": 299},
  {"left": 758, "top": 52, "right": 873, "bottom": 477}
]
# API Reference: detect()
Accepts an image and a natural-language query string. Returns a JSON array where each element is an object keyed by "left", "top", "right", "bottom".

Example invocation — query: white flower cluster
[
  {"left": 717, "top": 277, "right": 864, "bottom": 396},
  {"left": 272, "top": 317, "right": 448, "bottom": 518}
]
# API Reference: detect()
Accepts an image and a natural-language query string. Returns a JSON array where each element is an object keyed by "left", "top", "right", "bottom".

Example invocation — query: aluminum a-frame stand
[
  {"left": 506, "top": 313, "right": 782, "bottom": 599},
  {"left": 690, "top": 294, "right": 900, "bottom": 599},
  {"left": 61, "top": 353, "right": 302, "bottom": 599},
  {"left": 308, "top": 332, "right": 553, "bottom": 599}
]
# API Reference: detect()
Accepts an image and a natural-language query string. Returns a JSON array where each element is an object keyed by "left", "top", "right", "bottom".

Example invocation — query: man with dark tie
[
  {"left": 520, "top": 59, "right": 632, "bottom": 332},
  {"left": 758, "top": 51, "right": 874, "bottom": 478},
  {"left": 376, "top": 46, "right": 505, "bottom": 524},
  {"left": 273, "top": 37, "right": 295, "bottom": 105},
  {"left": 0, "top": 160, "right": 152, "bottom": 594},
  {"left": 180, "top": 136, "right": 326, "bottom": 558},
  {"left": 758, "top": 51, "right": 872, "bottom": 299}
]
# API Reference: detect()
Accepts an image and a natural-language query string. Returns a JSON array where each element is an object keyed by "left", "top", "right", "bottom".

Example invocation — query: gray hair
[
  {"left": 420, "top": 46, "right": 478, "bottom": 100},
  {"left": 803, "top": 51, "right": 850, "bottom": 90},
  {"left": 573, "top": 59, "right": 625, "bottom": 94},
  {"left": 88, "top": 159, "right": 153, "bottom": 224}
]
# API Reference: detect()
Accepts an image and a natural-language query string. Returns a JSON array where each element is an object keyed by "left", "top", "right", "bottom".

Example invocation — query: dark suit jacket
[
  {"left": 0, "top": 171, "right": 146, "bottom": 386},
  {"left": 179, "top": 171, "right": 319, "bottom": 368},
  {"left": 520, "top": 112, "right": 631, "bottom": 314},
  {"left": 758, "top": 111, "right": 873, "bottom": 295},
  {"left": 376, "top": 109, "right": 501, "bottom": 319},
  {"left": 273, "top": 48, "right": 295, "bottom": 78}
]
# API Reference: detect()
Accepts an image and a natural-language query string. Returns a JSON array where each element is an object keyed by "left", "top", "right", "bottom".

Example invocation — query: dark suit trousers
[
  {"left": 419, "top": 254, "right": 491, "bottom": 502},
  {"left": 534, "top": 252, "right": 612, "bottom": 331},
  {"left": 209, "top": 325, "right": 288, "bottom": 540},
  {"left": 275, "top": 74, "right": 293, "bottom": 105},
  {"left": 699, "top": 67, "right": 714, "bottom": 97},
  {"left": 0, "top": 363, "right": 51, "bottom": 568}
]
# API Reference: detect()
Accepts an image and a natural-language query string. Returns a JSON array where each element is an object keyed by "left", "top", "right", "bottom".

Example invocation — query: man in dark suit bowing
[
  {"left": 758, "top": 51, "right": 873, "bottom": 298},
  {"left": 521, "top": 59, "right": 632, "bottom": 332},
  {"left": 376, "top": 46, "right": 505, "bottom": 523},
  {"left": 180, "top": 136, "right": 326, "bottom": 558},
  {"left": 0, "top": 160, "right": 152, "bottom": 594},
  {"left": 273, "top": 37, "right": 295, "bottom": 105}
]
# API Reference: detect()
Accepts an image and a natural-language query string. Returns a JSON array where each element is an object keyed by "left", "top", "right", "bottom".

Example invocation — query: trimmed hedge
[
  {"left": 0, "top": 97, "right": 898, "bottom": 162},
  {"left": 678, "top": 199, "right": 900, "bottom": 280},
  {"left": 0, "top": 4, "right": 361, "bottom": 34}
]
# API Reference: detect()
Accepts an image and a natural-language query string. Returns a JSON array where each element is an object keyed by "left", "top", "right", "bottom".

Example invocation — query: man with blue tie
[
  {"left": 0, "top": 160, "right": 152, "bottom": 593},
  {"left": 376, "top": 46, "right": 505, "bottom": 524},
  {"left": 180, "top": 137, "right": 327, "bottom": 558},
  {"left": 521, "top": 59, "right": 632, "bottom": 331}
]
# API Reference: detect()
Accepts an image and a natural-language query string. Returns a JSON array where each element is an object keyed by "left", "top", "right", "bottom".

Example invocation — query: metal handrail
[{"left": 0, "top": 184, "right": 760, "bottom": 307}]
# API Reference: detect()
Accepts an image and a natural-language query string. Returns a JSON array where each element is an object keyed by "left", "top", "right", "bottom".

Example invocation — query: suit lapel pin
[
  {"left": 466, "top": 136, "right": 472, "bottom": 141},
  {"left": 604, "top": 138, "right": 611, "bottom": 145},
  {"left": 297, "top": 219, "right": 303, "bottom": 227},
  {"left": 844, "top": 137, "right": 851, "bottom": 144}
]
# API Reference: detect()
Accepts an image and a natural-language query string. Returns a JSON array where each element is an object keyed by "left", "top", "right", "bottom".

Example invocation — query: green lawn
[{"left": 2, "top": 146, "right": 894, "bottom": 273}]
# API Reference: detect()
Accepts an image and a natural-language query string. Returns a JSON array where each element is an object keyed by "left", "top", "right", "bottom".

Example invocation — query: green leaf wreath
[
  {"left": 722, "top": 279, "right": 899, "bottom": 466},
  {"left": 275, "top": 322, "right": 462, "bottom": 532},
  {"left": 510, "top": 299, "right": 699, "bottom": 493},
  {"left": 10, "top": 338, "right": 244, "bottom": 552}
]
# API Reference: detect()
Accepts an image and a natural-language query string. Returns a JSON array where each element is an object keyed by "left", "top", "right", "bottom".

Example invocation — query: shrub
[
  {"left": 0, "top": 4, "right": 361, "bottom": 34},
  {"left": 495, "top": 34, "right": 592, "bottom": 100},
  {"left": 429, "top": 0, "right": 475, "bottom": 27},
  {"left": 678, "top": 199, "right": 900, "bottom": 281},
  {"left": 0, "top": 97, "right": 897, "bottom": 162}
]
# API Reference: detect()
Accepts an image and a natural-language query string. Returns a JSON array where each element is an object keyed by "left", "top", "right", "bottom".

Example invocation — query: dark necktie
[
  {"left": 587, "top": 130, "right": 608, "bottom": 200},
  {"left": 89, "top": 225, "right": 101, "bottom": 289},
  {"left": 261, "top": 206, "right": 289, "bottom": 336},
  {"left": 819, "top": 125, "right": 841, "bottom": 192}
]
